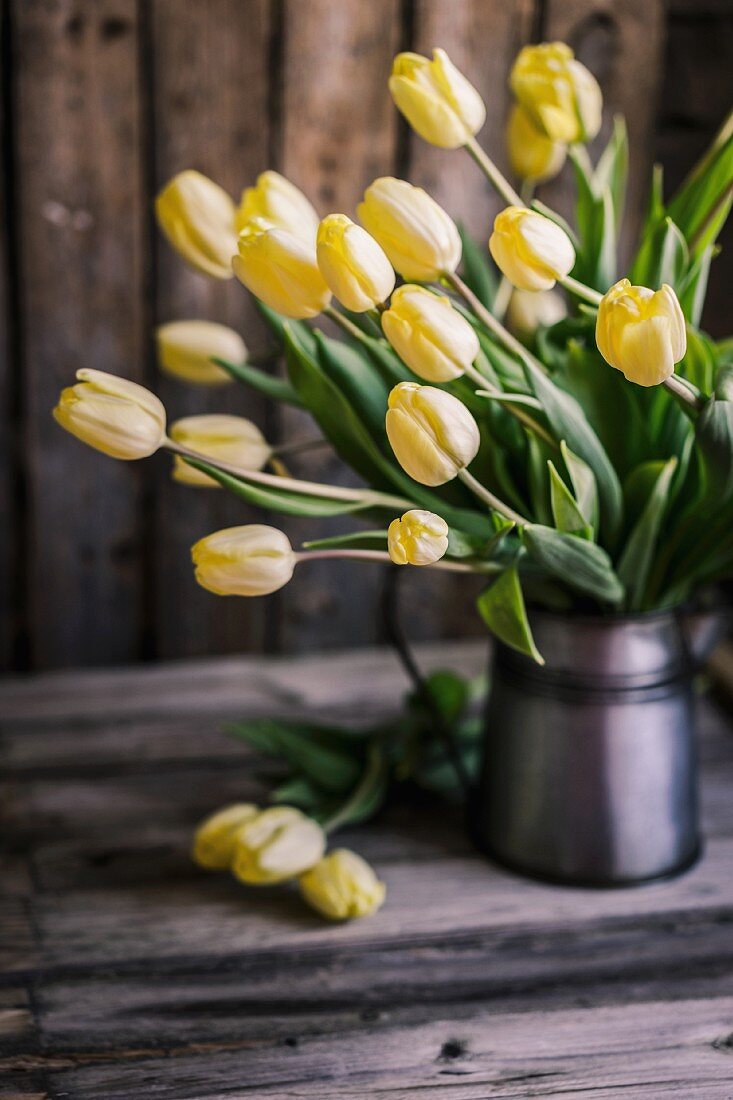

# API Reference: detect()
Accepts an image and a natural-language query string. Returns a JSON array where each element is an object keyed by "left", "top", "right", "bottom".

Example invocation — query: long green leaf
[
  {"left": 560, "top": 440, "right": 598, "bottom": 531},
  {"left": 213, "top": 356, "right": 303, "bottom": 407},
  {"left": 459, "top": 224, "right": 498, "bottom": 308},
  {"left": 548, "top": 461, "right": 593, "bottom": 539},
  {"left": 521, "top": 524, "right": 624, "bottom": 604},
  {"left": 617, "top": 457, "right": 677, "bottom": 610}
]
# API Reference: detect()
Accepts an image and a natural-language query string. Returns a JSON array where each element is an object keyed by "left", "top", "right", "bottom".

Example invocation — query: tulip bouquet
[{"left": 54, "top": 43, "right": 733, "bottom": 915}]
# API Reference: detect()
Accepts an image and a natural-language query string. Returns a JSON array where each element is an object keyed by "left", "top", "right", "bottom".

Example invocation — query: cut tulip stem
[
  {"left": 464, "top": 137, "right": 523, "bottom": 207},
  {"left": 463, "top": 362, "right": 557, "bottom": 448},
  {"left": 324, "top": 305, "right": 372, "bottom": 345},
  {"left": 296, "top": 547, "right": 499, "bottom": 574},
  {"left": 444, "top": 269, "right": 548, "bottom": 376},
  {"left": 662, "top": 372, "right": 704, "bottom": 413},
  {"left": 458, "top": 467, "right": 528, "bottom": 526},
  {"left": 558, "top": 274, "right": 603, "bottom": 306},
  {"left": 164, "top": 438, "right": 413, "bottom": 509}
]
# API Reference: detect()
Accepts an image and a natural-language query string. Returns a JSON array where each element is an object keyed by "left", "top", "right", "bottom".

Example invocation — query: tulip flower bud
[
  {"left": 231, "top": 806, "right": 326, "bottom": 885},
  {"left": 386, "top": 381, "right": 480, "bottom": 487},
  {"left": 192, "top": 803, "right": 260, "bottom": 870},
  {"left": 237, "top": 170, "right": 320, "bottom": 241},
  {"left": 156, "top": 320, "right": 246, "bottom": 386},
  {"left": 381, "top": 285, "right": 479, "bottom": 383},
  {"left": 316, "top": 214, "right": 395, "bottom": 312},
  {"left": 155, "top": 170, "right": 237, "bottom": 279},
  {"left": 595, "top": 279, "right": 687, "bottom": 388},
  {"left": 489, "top": 206, "right": 575, "bottom": 292},
  {"left": 506, "top": 288, "right": 567, "bottom": 340},
  {"left": 170, "top": 415, "right": 271, "bottom": 487},
  {"left": 388, "top": 509, "right": 449, "bottom": 566},
  {"left": 388, "top": 48, "right": 486, "bottom": 150},
  {"left": 192, "top": 524, "right": 296, "bottom": 596},
  {"left": 510, "top": 42, "right": 602, "bottom": 144},
  {"left": 53, "top": 369, "right": 166, "bottom": 460},
  {"left": 232, "top": 217, "right": 332, "bottom": 319},
  {"left": 357, "top": 177, "right": 461, "bottom": 282},
  {"left": 299, "top": 848, "right": 386, "bottom": 920},
  {"left": 507, "top": 103, "right": 567, "bottom": 183}
]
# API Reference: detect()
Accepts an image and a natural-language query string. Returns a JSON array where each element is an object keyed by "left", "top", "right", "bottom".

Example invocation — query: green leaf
[
  {"left": 617, "top": 457, "right": 677, "bottom": 610},
  {"left": 521, "top": 524, "right": 624, "bottom": 604},
  {"left": 326, "top": 742, "right": 389, "bottom": 829},
  {"left": 680, "top": 327, "right": 716, "bottom": 395},
  {"left": 181, "top": 459, "right": 377, "bottom": 518},
  {"left": 423, "top": 670, "right": 471, "bottom": 724},
  {"left": 630, "top": 216, "right": 688, "bottom": 290},
  {"left": 256, "top": 300, "right": 317, "bottom": 355},
  {"left": 523, "top": 359, "right": 623, "bottom": 541},
  {"left": 548, "top": 460, "right": 593, "bottom": 539},
  {"left": 213, "top": 357, "right": 304, "bottom": 407},
  {"left": 569, "top": 149, "right": 617, "bottom": 289},
  {"left": 667, "top": 120, "right": 733, "bottom": 258},
  {"left": 459, "top": 224, "right": 497, "bottom": 308},
  {"left": 594, "top": 115, "right": 628, "bottom": 237},
  {"left": 695, "top": 395, "right": 733, "bottom": 502},
  {"left": 560, "top": 441, "right": 598, "bottom": 531},
  {"left": 229, "top": 718, "right": 362, "bottom": 793},
  {"left": 476, "top": 566, "right": 544, "bottom": 664},
  {"left": 678, "top": 245, "right": 716, "bottom": 327},
  {"left": 313, "top": 330, "right": 390, "bottom": 442}
]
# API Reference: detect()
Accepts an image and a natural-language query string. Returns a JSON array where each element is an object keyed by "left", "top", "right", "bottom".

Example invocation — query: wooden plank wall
[{"left": 0, "top": 0, "right": 730, "bottom": 670}]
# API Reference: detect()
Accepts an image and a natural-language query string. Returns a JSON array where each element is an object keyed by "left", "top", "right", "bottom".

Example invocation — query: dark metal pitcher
[{"left": 472, "top": 608, "right": 725, "bottom": 886}]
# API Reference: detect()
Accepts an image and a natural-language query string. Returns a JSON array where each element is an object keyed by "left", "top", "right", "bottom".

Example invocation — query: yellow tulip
[
  {"left": 231, "top": 806, "right": 325, "bottom": 885},
  {"left": 156, "top": 320, "right": 246, "bottom": 386},
  {"left": 595, "top": 279, "right": 687, "bottom": 387},
  {"left": 386, "top": 381, "right": 480, "bottom": 487},
  {"left": 357, "top": 177, "right": 461, "bottom": 282},
  {"left": 489, "top": 206, "right": 575, "bottom": 292},
  {"left": 155, "top": 170, "right": 237, "bottom": 279},
  {"left": 237, "top": 170, "right": 320, "bottom": 241},
  {"left": 389, "top": 48, "right": 485, "bottom": 149},
  {"left": 507, "top": 103, "right": 567, "bottom": 183},
  {"left": 506, "top": 288, "right": 567, "bottom": 340},
  {"left": 381, "top": 285, "right": 479, "bottom": 382},
  {"left": 53, "top": 369, "right": 166, "bottom": 460},
  {"left": 232, "top": 217, "right": 332, "bottom": 319},
  {"left": 316, "top": 214, "right": 395, "bottom": 312},
  {"left": 170, "top": 415, "right": 271, "bottom": 487},
  {"left": 192, "top": 524, "right": 296, "bottom": 596},
  {"left": 299, "top": 849, "right": 386, "bottom": 920},
  {"left": 192, "top": 803, "right": 260, "bottom": 870},
  {"left": 388, "top": 509, "right": 449, "bottom": 566},
  {"left": 510, "top": 42, "right": 602, "bottom": 144}
]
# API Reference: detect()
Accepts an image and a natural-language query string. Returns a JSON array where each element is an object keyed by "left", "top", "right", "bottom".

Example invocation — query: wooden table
[{"left": 2, "top": 641, "right": 733, "bottom": 1099}]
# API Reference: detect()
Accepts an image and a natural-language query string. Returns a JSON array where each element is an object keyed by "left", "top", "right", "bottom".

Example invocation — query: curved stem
[
  {"left": 662, "top": 372, "right": 704, "bottom": 413},
  {"left": 380, "top": 567, "right": 474, "bottom": 802},
  {"left": 463, "top": 362, "right": 557, "bottom": 449},
  {"left": 444, "top": 270, "right": 548, "bottom": 376},
  {"left": 324, "top": 305, "right": 372, "bottom": 345},
  {"left": 164, "top": 439, "right": 413, "bottom": 509},
  {"left": 322, "top": 741, "right": 384, "bottom": 834},
  {"left": 464, "top": 137, "right": 523, "bottom": 206},
  {"left": 458, "top": 468, "right": 528, "bottom": 526},
  {"left": 297, "top": 547, "right": 499, "bottom": 574},
  {"left": 558, "top": 274, "right": 603, "bottom": 306}
]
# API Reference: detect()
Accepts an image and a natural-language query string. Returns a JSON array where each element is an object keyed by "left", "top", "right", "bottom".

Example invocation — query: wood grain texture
[
  {"left": 0, "top": 1, "right": 15, "bottom": 670},
  {"left": 541, "top": 0, "right": 667, "bottom": 268},
  {"left": 149, "top": 0, "right": 274, "bottom": 660},
  {"left": 277, "top": 0, "right": 402, "bottom": 653},
  {"left": 2, "top": 650, "right": 733, "bottom": 1097},
  {"left": 12, "top": 0, "right": 147, "bottom": 668}
]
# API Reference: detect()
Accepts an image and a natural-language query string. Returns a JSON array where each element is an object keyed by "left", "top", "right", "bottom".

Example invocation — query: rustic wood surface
[
  {"left": 2, "top": 641, "right": 733, "bottom": 1097},
  {"left": 1, "top": 0, "right": 732, "bottom": 670}
]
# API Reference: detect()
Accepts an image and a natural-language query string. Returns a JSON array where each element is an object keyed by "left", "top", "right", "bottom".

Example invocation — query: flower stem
[
  {"left": 297, "top": 547, "right": 499, "bottom": 574},
  {"left": 324, "top": 305, "right": 372, "bottom": 345},
  {"left": 164, "top": 438, "right": 413, "bottom": 509},
  {"left": 558, "top": 274, "right": 603, "bottom": 306},
  {"left": 463, "top": 362, "right": 557, "bottom": 448},
  {"left": 464, "top": 137, "right": 523, "bottom": 206},
  {"left": 444, "top": 269, "right": 548, "bottom": 376},
  {"left": 458, "top": 467, "right": 528, "bottom": 526},
  {"left": 322, "top": 741, "right": 385, "bottom": 834},
  {"left": 662, "top": 372, "right": 704, "bottom": 413}
]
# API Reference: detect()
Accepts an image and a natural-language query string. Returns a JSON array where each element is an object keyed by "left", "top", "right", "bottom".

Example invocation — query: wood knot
[
  {"left": 439, "top": 1038, "right": 467, "bottom": 1062},
  {"left": 713, "top": 1033, "right": 733, "bottom": 1053}
]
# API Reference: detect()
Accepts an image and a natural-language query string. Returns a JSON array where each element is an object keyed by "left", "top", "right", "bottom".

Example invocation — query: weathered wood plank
[
  {"left": 541, "top": 0, "right": 667, "bottom": 268},
  {"left": 0, "top": 640, "right": 486, "bottom": 721},
  {"left": 14, "top": 996, "right": 733, "bottom": 1098},
  {"left": 13, "top": 0, "right": 147, "bottom": 668},
  {"left": 149, "top": 0, "right": 275, "bottom": 660},
  {"left": 277, "top": 0, "right": 402, "bottom": 654},
  {"left": 0, "top": 0, "right": 16, "bottom": 671}
]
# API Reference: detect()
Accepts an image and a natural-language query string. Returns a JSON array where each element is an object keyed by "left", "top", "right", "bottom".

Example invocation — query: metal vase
[{"left": 471, "top": 608, "right": 714, "bottom": 886}]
